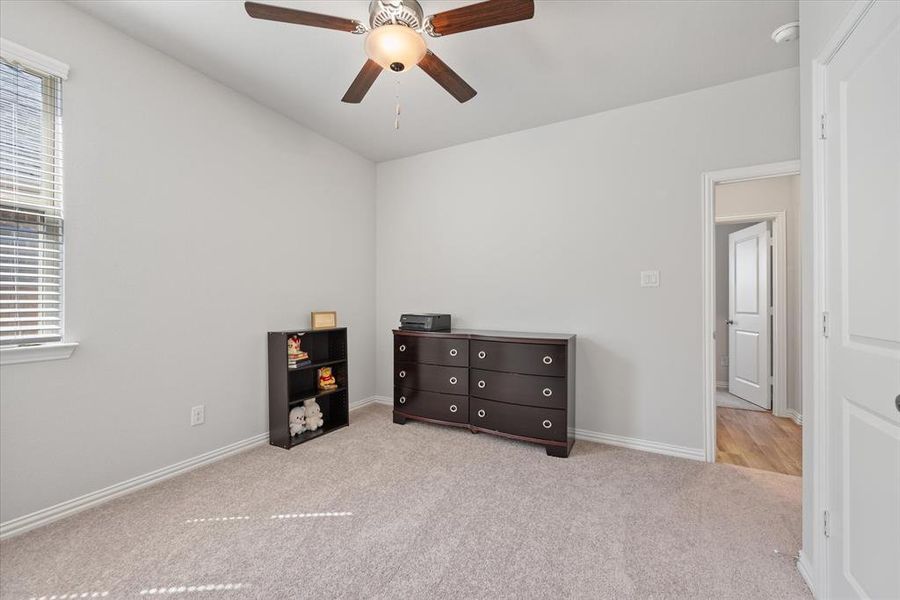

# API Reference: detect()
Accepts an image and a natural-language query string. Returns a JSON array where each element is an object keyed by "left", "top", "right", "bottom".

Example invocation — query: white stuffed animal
[
  {"left": 303, "top": 398, "right": 324, "bottom": 431},
  {"left": 289, "top": 406, "right": 307, "bottom": 436}
]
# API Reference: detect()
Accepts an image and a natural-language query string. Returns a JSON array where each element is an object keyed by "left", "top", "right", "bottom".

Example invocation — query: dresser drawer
[
  {"left": 470, "top": 369, "right": 566, "bottom": 409},
  {"left": 470, "top": 397, "right": 566, "bottom": 442},
  {"left": 394, "top": 388, "right": 468, "bottom": 424},
  {"left": 394, "top": 335, "right": 468, "bottom": 367},
  {"left": 394, "top": 362, "right": 468, "bottom": 396},
  {"left": 469, "top": 340, "right": 566, "bottom": 377}
]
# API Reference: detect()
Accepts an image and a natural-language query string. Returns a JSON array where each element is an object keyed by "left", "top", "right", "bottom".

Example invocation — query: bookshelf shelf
[
  {"left": 267, "top": 327, "right": 349, "bottom": 449},
  {"left": 288, "top": 358, "right": 347, "bottom": 372},
  {"left": 289, "top": 386, "right": 349, "bottom": 407}
]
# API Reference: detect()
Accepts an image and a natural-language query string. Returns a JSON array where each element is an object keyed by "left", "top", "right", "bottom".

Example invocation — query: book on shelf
[{"left": 288, "top": 359, "right": 312, "bottom": 369}]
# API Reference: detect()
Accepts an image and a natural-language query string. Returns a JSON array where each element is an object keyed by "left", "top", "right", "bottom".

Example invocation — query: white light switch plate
[{"left": 640, "top": 270, "right": 660, "bottom": 287}]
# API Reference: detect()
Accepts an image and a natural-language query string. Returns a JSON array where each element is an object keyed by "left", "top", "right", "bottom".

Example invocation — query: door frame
[
  {"left": 809, "top": 2, "right": 878, "bottom": 597},
  {"left": 716, "top": 213, "right": 786, "bottom": 414},
  {"left": 701, "top": 159, "right": 799, "bottom": 464}
]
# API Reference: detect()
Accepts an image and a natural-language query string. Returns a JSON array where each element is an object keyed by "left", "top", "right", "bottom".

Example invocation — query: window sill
[{"left": 0, "top": 342, "right": 79, "bottom": 366}]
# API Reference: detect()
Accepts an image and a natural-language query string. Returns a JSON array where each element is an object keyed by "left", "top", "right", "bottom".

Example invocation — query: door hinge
[
  {"left": 822, "top": 311, "right": 830, "bottom": 338},
  {"left": 824, "top": 510, "right": 831, "bottom": 538},
  {"left": 819, "top": 113, "right": 828, "bottom": 140}
]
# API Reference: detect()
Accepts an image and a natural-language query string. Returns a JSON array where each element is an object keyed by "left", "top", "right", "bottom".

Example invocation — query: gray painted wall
[
  {"left": 376, "top": 68, "right": 800, "bottom": 453},
  {"left": 0, "top": 0, "right": 376, "bottom": 523}
]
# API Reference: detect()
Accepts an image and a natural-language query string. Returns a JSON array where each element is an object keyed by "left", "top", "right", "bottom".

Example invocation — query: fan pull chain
[{"left": 394, "top": 79, "right": 401, "bottom": 130}]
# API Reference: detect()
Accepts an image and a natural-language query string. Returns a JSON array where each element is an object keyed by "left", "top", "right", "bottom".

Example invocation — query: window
[{"left": 0, "top": 50, "right": 64, "bottom": 347}]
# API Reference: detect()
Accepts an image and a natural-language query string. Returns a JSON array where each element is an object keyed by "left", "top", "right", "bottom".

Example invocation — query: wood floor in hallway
[{"left": 716, "top": 407, "right": 802, "bottom": 476}]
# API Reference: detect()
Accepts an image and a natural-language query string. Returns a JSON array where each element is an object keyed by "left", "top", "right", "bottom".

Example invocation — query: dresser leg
[
  {"left": 545, "top": 445, "right": 569, "bottom": 458},
  {"left": 393, "top": 413, "right": 407, "bottom": 425}
]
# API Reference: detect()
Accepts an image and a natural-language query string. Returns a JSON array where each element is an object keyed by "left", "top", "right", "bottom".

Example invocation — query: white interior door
[
  {"left": 728, "top": 222, "right": 771, "bottom": 409},
  {"left": 825, "top": 1, "right": 900, "bottom": 598}
]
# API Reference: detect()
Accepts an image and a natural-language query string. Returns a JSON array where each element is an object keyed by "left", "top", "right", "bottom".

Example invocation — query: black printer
[{"left": 399, "top": 313, "right": 452, "bottom": 332}]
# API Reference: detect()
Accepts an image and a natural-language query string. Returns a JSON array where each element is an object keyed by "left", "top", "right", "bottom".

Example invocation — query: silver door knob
[
  {"left": 399, "top": 370, "right": 406, "bottom": 378},
  {"left": 543, "top": 356, "right": 553, "bottom": 365},
  {"left": 542, "top": 388, "right": 552, "bottom": 397},
  {"left": 449, "top": 348, "right": 458, "bottom": 357},
  {"left": 542, "top": 419, "right": 552, "bottom": 429},
  {"left": 477, "top": 409, "right": 486, "bottom": 418},
  {"left": 399, "top": 344, "right": 406, "bottom": 351},
  {"left": 726, "top": 320, "right": 734, "bottom": 326},
  {"left": 450, "top": 404, "right": 458, "bottom": 413},
  {"left": 449, "top": 377, "right": 458, "bottom": 385},
  {"left": 478, "top": 351, "right": 486, "bottom": 359},
  {"left": 399, "top": 396, "right": 406, "bottom": 404},
  {"left": 477, "top": 380, "right": 486, "bottom": 389}
]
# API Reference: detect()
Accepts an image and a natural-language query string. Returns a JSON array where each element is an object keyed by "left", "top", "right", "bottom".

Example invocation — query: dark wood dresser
[{"left": 392, "top": 329, "right": 576, "bottom": 457}]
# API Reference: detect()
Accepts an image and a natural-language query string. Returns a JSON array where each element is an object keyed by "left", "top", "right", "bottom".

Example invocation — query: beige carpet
[{"left": 0, "top": 404, "right": 809, "bottom": 599}]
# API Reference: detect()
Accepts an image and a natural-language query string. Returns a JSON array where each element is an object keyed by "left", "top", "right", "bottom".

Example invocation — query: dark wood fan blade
[
  {"left": 342, "top": 60, "right": 383, "bottom": 103},
  {"left": 426, "top": 0, "right": 534, "bottom": 37},
  {"left": 418, "top": 51, "right": 477, "bottom": 103},
  {"left": 245, "top": 2, "right": 362, "bottom": 33}
]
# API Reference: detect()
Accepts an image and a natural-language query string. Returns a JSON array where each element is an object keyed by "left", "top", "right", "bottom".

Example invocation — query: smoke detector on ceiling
[{"left": 771, "top": 21, "right": 800, "bottom": 44}]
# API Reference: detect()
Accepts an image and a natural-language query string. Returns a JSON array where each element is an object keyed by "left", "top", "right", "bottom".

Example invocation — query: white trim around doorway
[{"left": 700, "top": 160, "right": 800, "bottom": 464}]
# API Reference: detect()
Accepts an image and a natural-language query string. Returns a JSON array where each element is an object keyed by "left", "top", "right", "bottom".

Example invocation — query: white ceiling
[{"left": 70, "top": 0, "right": 799, "bottom": 162}]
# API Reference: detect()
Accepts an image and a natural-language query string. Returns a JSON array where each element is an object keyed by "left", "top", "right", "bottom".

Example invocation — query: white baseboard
[
  {"left": 796, "top": 550, "right": 817, "bottom": 597},
  {"left": 2, "top": 395, "right": 392, "bottom": 539},
  {"left": 0, "top": 396, "right": 706, "bottom": 539},
  {"left": 349, "top": 396, "right": 377, "bottom": 410},
  {"left": 349, "top": 395, "right": 392, "bottom": 411},
  {"left": 787, "top": 409, "right": 803, "bottom": 426},
  {"left": 0, "top": 430, "right": 269, "bottom": 540},
  {"left": 366, "top": 395, "right": 703, "bottom": 462},
  {"left": 716, "top": 380, "right": 729, "bottom": 390},
  {"left": 571, "top": 428, "right": 705, "bottom": 462}
]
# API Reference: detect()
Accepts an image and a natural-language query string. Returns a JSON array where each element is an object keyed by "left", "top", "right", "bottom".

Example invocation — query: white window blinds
[{"left": 0, "top": 56, "right": 64, "bottom": 346}]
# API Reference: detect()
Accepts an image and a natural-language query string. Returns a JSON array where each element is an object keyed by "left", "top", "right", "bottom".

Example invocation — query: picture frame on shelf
[{"left": 311, "top": 311, "right": 337, "bottom": 330}]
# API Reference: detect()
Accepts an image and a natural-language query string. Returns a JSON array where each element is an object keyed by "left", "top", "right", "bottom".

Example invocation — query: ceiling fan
[{"left": 244, "top": 0, "right": 535, "bottom": 104}]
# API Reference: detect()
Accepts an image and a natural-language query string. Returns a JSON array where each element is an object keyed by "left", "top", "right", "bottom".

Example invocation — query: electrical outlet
[
  {"left": 191, "top": 405, "right": 205, "bottom": 427},
  {"left": 640, "top": 270, "right": 660, "bottom": 287}
]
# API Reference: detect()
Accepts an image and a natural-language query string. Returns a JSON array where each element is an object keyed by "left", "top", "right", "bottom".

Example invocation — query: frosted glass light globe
[{"left": 365, "top": 24, "right": 427, "bottom": 73}]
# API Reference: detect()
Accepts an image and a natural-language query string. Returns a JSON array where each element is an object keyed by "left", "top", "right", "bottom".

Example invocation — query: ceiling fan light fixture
[{"left": 364, "top": 24, "right": 427, "bottom": 72}]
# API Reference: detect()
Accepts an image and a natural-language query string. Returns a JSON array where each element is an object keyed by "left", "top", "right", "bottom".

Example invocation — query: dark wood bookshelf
[
  {"left": 267, "top": 327, "right": 349, "bottom": 449},
  {"left": 289, "top": 422, "right": 348, "bottom": 448}
]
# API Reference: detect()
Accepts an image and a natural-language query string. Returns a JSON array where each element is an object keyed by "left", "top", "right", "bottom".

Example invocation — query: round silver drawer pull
[
  {"left": 449, "top": 376, "right": 458, "bottom": 385},
  {"left": 543, "top": 356, "right": 553, "bottom": 365},
  {"left": 449, "top": 348, "right": 458, "bottom": 357},
  {"left": 477, "top": 409, "right": 486, "bottom": 418},
  {"left": 543, "top": 419, "right": 552, "bottom": 429},
  {"left": 399, "top": 396, "right": 406, "bottom": 404},
  {"left": 450, "top": 404, "right": 458, "bottom": 413},
  {"left": 477, "top": 380, "right": 486, "bottom": 389},
  {"left": 478, "top": 351, "right": 486, "bottom": 359},
  {"left": 399, "top": 370, "right": 406, "bottom": 378},
  {"left": 542, "top": 388, "right": 553, "bottom": 397},
  {"left": 399, "top": 344, "right": 406, "bottom": 352}
]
